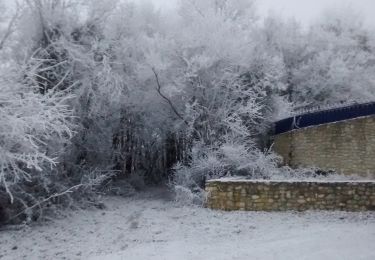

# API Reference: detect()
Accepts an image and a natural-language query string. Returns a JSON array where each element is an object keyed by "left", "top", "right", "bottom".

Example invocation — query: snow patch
[{"left": 0, "top": 192, "right": 374, "bottom": 260}]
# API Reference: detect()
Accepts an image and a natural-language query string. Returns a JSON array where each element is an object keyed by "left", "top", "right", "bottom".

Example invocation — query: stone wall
[
  {"left": 273, "top": 116, "right": 375, "bottom": 178},
  {"left": 206, "top": 180, "right": 375, "bottom": 211}
]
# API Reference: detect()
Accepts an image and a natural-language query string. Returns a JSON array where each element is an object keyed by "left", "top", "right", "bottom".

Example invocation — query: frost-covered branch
[{"left": 152, "top": 67, "right": 189, "bottom": 126}]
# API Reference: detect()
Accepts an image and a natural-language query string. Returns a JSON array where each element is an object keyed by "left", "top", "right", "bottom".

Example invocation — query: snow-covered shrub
[
  {"left": 220, "top": 143, "right": 282, "bottom": 178},
  {"left": 0, "top": 63, "right": 77, "bottom": 224},
  {"left": 172, "top": 142, "right": 282, "bottom": 204},
  {"left": 173, "top": 185, "right": 206, "bottom": 206},
  {"left": 0, "top": 71, "right": 74, "bottom": 202}
]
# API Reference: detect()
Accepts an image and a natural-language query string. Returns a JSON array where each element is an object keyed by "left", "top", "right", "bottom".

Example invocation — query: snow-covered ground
[{"left": 0, "top": 189, "right": 374, "bottom": 260}]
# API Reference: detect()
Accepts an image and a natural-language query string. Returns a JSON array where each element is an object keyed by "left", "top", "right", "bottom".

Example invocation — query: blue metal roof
[{"left": 274, "top": 101, "right": 375, "bottom": 135}]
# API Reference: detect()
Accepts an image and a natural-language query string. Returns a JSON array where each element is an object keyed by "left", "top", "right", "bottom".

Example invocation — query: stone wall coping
[{"left": 207, "top": 178, "right": 375, "bottom": 184}]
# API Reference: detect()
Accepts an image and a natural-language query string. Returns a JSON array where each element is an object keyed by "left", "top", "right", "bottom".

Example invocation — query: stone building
[{"left": 272, "top": 102, "right": 375, "bottom": 178}]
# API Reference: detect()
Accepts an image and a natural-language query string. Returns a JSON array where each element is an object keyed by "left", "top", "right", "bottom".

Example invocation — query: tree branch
[
  {"left": 152, "top": 68, "right": 189, "bottom": 126},
  {"left": 6, "top": 184, "right": 84, "bottom": 224}
]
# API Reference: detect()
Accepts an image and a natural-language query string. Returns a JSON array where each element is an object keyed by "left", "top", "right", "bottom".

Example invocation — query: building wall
[
  {"left": 206, "top": 180, "right": 375, "bottom": 211},
  {"left": 273, "top": 116, "right": 375, "bottom": 178}
]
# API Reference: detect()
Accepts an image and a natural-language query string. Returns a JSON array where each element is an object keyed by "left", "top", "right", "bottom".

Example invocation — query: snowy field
[{"left": 0, "top": 190, "right": 374, "bottom": 260}]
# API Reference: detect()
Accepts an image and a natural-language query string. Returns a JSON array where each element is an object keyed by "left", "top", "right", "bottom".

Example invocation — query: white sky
[{"left": 150, "top": 0, "right": 375, "bottom": 28}]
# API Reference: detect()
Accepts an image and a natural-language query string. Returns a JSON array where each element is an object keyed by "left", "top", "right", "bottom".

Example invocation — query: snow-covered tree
[
  {"left": 1, "top": 0, "right": 374, "bottom": 210},
  {"left": 0, "top": 46, "right": 74, "bottom": 204},
  {"left": 162, "top": 0, "right": 284, "bottom": 199},
  {"left": 291, "top": 7, "right": 375, "bottom": 107}
]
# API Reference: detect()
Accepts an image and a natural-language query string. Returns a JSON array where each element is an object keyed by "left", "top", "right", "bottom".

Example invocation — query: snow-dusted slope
[{"left": 0, "top": 191, "right": 374, "bottom": 260}]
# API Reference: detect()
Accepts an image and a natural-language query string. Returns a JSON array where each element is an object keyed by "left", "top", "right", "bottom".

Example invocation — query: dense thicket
[{"left": 0, "top": 0, "right": 374, "bottom": 219}]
